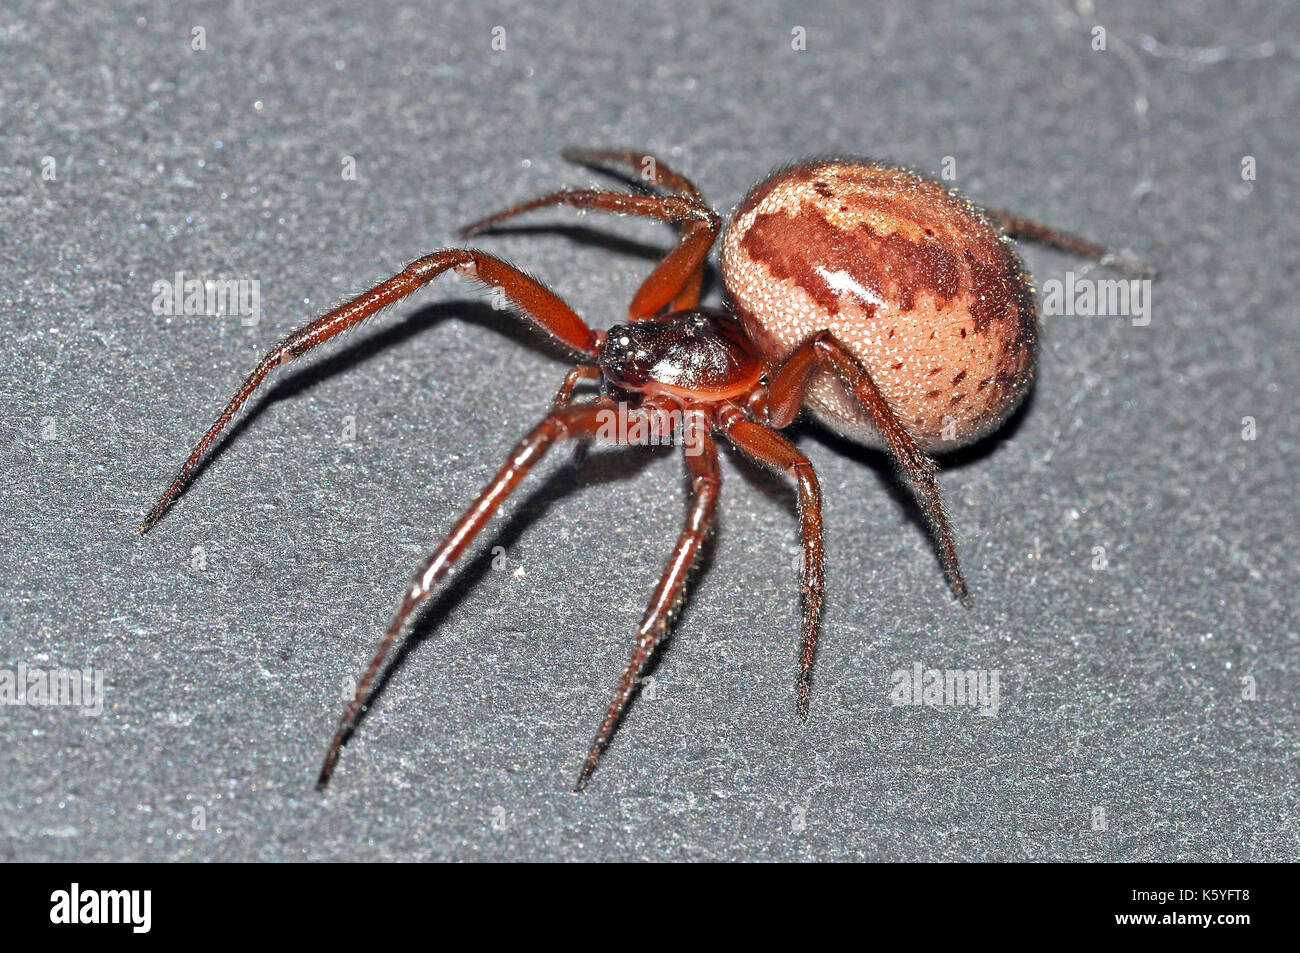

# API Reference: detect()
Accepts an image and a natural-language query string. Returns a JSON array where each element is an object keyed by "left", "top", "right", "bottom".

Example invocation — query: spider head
[
  {"left": 597, "top": 309, "right": 763, "bottom": 403},
  {"left": 597, "top": 321, "right": 668, "bottom": 396}
]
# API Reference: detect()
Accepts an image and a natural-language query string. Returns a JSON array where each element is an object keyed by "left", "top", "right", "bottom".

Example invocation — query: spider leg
[
  {"left": 631, "top": 217, "right": 716, "bottom": 317},
  {"left": 666, "top": 246, "right": 706, "bottom": 312},
  {"left": 722, "top": 417, "right": 825, "bottom": 722},
  {"left": 459, "top": 189, "right": 721, "bottom": 320},
  {"left": 318, "top": 396, "right": 653, "bottom": 788},
  {"left": 140, "top": 250, "right": 601, "bottom": 533},
  {"left": 551, "top": 365, "right": 600, "bottom": 468},
  {"left": 560, "top": 148, "right": 708, "bottom": 311},
  {"left": 550, "top": 364, "right": 600, "bottom": 410},
  {"left": 985, "top": 208, "right": 1156, "bottom": 278},
  {"left": 575, "top": 408, "right": 720, "bottom": 791},
  {"left": 766, "top": 330, "right": 968, "bottom": 603}
]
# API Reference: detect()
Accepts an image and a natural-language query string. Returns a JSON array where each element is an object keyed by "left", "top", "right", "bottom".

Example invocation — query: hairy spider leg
[
  {"left": 318, "top": 397, "right": 678, "bottom": 788},
  {"left": 986, "top": 208, "right": 1157, "bottom": 277},
  {"left": 575, "top": 408, "right": 720, "bottom": 790},
  {"left": 459, "top": 188, "right": 720, "bottom": 321},
  {"left": 560, "top": 148, "right": 708, "bottom": 310},
  {"left": 722, "top": 416, "right": 825, "bottom": 722},
  {"left": 550, "top": 365, "right": 601, "bottom": 410},
  {"left": 766, "top": 330, "right": 969, "bottom": 603},
  {"left": 141, "top": 250, "right": 600, "bottom": 533},
  {"left": 551, "top": 364, "right": 601, "bottom": 469}
]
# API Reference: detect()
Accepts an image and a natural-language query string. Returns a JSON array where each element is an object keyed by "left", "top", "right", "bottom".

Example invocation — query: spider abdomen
[{"left": 721, "top": 159, "right": 1038, "bottom": 451}]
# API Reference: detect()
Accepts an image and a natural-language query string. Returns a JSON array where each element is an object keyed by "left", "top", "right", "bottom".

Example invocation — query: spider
[{"left": 141, "top": 148, "right": 1138, "bottom": 790}]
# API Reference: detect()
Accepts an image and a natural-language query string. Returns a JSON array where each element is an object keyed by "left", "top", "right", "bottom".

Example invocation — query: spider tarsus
[
  {"left": 317, "top": 734, "right": 345, "bottom": 789},
  {"left": 141, "top": 476, "right": 189, "bottom": 534},
  {"left": 573, "top": 746, "right": 603, "bottom": 793},
  {"left": 947, "top": 569, "right": 971, "bottom": 606},
  {"left": 317, "top": 703, "right": 366, "bottom": 789},
  {"left": 139, "top": 504, "right": 166, "bottom": 535},
  {"left": 315, "top": 755, "right": 337, "bottom": 789}
]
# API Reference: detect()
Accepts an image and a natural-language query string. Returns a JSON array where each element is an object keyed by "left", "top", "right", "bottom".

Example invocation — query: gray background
[{"left": 2, "top": 0, "right": 1296, "bottom": 861}]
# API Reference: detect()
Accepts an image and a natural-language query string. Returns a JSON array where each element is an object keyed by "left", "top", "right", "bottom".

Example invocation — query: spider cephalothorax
[
  {"left": 141, "top": 148, "right": 1133, "bottom": 790},
  {"left": 598, "top": 309, "right": 760, "bottom": 401}
]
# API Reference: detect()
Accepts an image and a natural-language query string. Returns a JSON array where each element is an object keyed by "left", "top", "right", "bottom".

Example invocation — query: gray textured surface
[{"left": 2, "top": 0, "right": 1297, "bottom": 862}]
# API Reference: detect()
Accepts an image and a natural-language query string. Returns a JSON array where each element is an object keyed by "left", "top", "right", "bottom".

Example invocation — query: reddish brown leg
[
  {"left": 575, "top": 409, "right": 720, "bottom": 791},
  {"left": 551, "top": 365, "right": 600, "bottom": 469},
  {"left": 550, "top": 365, "right": 600, "bottom": 410},
  {"left": 767, "top": 330, "right": 968, "bottom": 603},
  {"left": 630, "top": 219, "right": 716, "bottom": 317},
  {"left": 561, "top": 148, "right": 708, "bottom": 311},
  {"left": 669, "top": 262, "right": 705, "bottom": 312},
  {"left": 460, "top": 188, "right": 721, "bottom": 320},
  {"left": 318, "top": 397, "right": 653, "bottom": 788},
  {"left": 722, "top": 417, "right": 824, "bottom": 722},
  {"left": 140, "top": 250, "right": 600, "bottom": 533},
  {"left": 986, "top": 208, "right": 1156, "bottom": 277}
]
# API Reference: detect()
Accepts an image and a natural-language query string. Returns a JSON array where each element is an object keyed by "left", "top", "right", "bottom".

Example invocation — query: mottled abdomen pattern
[{"left": 721, "top": 159, "right": 1038, "bottom": 451}]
